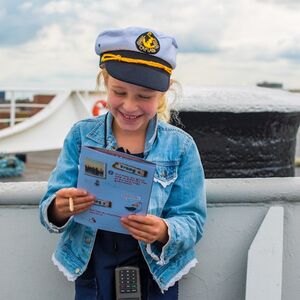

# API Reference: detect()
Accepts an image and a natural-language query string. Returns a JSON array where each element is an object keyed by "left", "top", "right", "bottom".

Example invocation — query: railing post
[{"left": 10, "top": 91, "right": 15, "bottom": 127}]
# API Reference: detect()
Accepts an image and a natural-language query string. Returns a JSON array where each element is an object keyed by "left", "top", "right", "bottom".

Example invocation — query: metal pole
[{"left": 10, "top": 91, "right": 15, "bottom": 127}]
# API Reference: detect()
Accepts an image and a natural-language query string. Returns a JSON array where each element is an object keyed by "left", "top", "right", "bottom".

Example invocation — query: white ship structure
[{"left": 1, "top": 86, "right": 300, "bottom": 299}]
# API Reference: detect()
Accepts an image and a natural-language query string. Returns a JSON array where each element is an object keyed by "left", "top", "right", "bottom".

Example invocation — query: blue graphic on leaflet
[{"left": 74, "top": 146, "right": 155, "bottom": 234}]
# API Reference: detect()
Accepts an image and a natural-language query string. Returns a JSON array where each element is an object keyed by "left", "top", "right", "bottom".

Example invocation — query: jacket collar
[
  {"left": 85, "top": 112, "right": 158, "bottom": 155},
  {"left": 85, "top": 116, "right": 105, "bottom": 146}
]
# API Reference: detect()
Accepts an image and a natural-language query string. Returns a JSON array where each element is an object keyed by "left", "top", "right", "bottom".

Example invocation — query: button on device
[
  {"left": 85, "top": 237, "right": 91, "bottom": 244},
  {"left": 115, "top": 266, "right": 141, "bottom": 299}
]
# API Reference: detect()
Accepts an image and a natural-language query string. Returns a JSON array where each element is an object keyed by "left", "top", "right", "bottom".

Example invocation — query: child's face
[{"left": 107, "top": 75, "right": 164, "bottom": 134}]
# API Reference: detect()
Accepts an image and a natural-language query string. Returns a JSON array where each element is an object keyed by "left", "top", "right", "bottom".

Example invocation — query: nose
[{"left": 122, "top": 96, "right": 137, "bottom": 113}]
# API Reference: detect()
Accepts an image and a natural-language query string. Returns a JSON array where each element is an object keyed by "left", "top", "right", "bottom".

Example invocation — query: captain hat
[{"left": 95, "top": 26, "right": 178, "bottom": 92}]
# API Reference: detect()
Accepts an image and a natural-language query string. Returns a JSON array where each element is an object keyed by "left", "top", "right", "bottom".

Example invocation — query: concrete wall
[{"left": 0, "top": 178, "right": 300, "bottom": 300}]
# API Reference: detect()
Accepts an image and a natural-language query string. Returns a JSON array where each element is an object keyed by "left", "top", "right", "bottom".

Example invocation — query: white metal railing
[{"left": 0, "top": 89, "right": 62, "bottom": 127}]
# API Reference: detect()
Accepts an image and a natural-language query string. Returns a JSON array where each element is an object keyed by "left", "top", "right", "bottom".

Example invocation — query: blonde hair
[{"left": 96, "top": 69, "right": 181, "bottom": 124}]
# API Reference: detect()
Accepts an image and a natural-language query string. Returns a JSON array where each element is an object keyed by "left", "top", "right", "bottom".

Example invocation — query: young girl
[{"left": 40, "top": 27, "right": 206, "bottom": 300}]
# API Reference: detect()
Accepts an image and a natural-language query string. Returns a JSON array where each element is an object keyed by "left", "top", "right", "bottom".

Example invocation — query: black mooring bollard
[{"left": 175, "top": 86, "right": 300, "bottom": 178}]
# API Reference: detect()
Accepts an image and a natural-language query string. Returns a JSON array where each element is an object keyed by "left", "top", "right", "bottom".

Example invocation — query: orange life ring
[{"left": 92, "top": 100, "right": 107, "bottom": 116}]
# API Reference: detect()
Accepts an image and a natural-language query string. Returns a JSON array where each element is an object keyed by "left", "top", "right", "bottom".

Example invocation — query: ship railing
[
  {"left": 0, "top": 89, "right": 62, "bottom": 127},
  {"left": 1, "top": 177, "right": 300, "bottom": 299}
]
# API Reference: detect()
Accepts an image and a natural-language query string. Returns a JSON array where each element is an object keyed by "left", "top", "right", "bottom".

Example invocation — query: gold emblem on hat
[{"left": 135, "top": 32, "right": 160, "bottom": 54}]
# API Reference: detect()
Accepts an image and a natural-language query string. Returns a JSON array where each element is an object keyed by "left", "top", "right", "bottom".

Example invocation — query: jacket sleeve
[
  {"left": 39, "top": 124, "right": 81, "bottom": 233},
  {"left": 146, "top": 137, "right": 207, "bottom": 265}
]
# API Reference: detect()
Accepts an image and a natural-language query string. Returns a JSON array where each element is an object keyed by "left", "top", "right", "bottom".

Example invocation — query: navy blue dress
[{"left": 74, "top": 148, "right": 178, "bottom": 300}]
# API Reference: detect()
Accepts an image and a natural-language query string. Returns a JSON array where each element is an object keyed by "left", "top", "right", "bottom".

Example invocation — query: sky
[{"left": 0, "top": 0, "right": 300, "bottom": 90}]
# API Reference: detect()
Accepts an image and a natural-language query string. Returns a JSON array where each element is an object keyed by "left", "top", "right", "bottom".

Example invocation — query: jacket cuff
[
  {"left": 41, "top": 194, "right": 73, "bottom": 233},
  {"left": 146, "top": 219, "right": 172, "bottom": 266}
]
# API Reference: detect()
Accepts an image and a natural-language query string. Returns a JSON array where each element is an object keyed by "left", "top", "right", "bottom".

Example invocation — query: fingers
[
  {"left": 54, "top": 187, "right": 95, "bottom": 217},
  {"left": 125, "top": 226, "right": 157, "bottom": 244},
  {"left": 57, "top": 196, "right": 95, "bottom": 215},
  {"left": 126, "top": 214, "right": 154, "bottom": 225},
  {"left": 121, "top": 218, "right": 153, "bottom": 243},
  {"left": 122, "top": 217, "right": 153, "bottom": 233},
  {"left": 121, "top": 215, "right": 168, "bottom": 244},
  {"left": 69, "top": 199, "right": 95, "bottom": 215},
  {"left": 56, "top": 187, "right": 88, "bottom": 198}
]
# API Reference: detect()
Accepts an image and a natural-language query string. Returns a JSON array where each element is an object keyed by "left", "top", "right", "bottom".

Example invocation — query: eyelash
[
  {"left": 113, "top": 90, "right": 126, "bottom": 96},
  {"left": 113, "top": 90, "right": 152, "bottom": 99},
  {"left": 139, "top": 95, "right": 151, "bottom": 99}
]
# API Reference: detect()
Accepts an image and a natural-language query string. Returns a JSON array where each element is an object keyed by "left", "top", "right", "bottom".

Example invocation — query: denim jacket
[{"left": 39, "top": 112, "right": 206, "bottom": 292}]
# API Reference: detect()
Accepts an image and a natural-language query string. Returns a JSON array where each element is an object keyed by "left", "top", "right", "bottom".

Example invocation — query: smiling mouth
[{"left": 120, "top": 112, "right": 142, "bottom": 120}]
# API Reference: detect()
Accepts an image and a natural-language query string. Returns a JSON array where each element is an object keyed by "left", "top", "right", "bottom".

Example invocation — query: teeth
[{"left": 123, "top": 113, "right": 138, "bottom": 120}]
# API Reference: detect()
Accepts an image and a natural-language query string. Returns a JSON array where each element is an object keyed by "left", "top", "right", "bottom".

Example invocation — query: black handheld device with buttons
[{"left": 115, "top": 266, "right": 141, "bottom": 300}]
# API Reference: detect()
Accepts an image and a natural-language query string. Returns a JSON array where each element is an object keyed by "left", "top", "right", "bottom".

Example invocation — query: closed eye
[
  {"left": 113, "top": 90, "right": 126, "bottom": 96},
  {"left": 139, "top": 94, "right": 152, "bottom": 99}
]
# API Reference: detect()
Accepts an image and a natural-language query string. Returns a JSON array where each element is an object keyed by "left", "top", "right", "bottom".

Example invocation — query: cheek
[
  {"left": 107, "top": 94, "right": 119, "bottom": 108},
  {"left": 146, "top": 98, "right": 160, "bottom": 113},
  {"left": 142, "top": 102, "right": 158, "bottom": 116}
]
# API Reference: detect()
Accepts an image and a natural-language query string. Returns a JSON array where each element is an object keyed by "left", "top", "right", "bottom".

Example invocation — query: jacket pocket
[{"left": 153, "top": 162, "right": 178, "bottom": 188}]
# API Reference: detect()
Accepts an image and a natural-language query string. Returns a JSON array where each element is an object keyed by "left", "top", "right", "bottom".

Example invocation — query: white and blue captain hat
[{"left": 95, "top": 27, "right": 178, "bottom": 92}]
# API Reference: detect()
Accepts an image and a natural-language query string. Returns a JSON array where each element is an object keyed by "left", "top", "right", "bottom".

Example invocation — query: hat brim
[{"left": 105, "top": 60, "right": 170, "bottom": 92}]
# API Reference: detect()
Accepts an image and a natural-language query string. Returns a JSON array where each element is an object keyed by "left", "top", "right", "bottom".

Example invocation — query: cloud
[
  {"left": 121, "top": 0, "right": 234, "bottom": 54},
  {"left": 36, "top": 0, "right": 228, "bottom": 54},
  {"left": 39, "top": 0, "right": 73, "bottom": 14},
  {"left": 19, "top": 2, "right": 33, "bottom": 11},
  {"left": 278, "top": 37, "right": 300, "bottom": 62},
  {"left": 0, "top": 0, "right": 230, "bottom": 52},
  {"left": 257, "top": 0, "right": 300, "bottom": 8},
  {"left": 0, "top": 0, "right": 71, "bottom": 46},
  {"left": 0, "top": 0, "right": 41, "bottom": 46},
  {"left": 1, "top": 0, "right": 300, "bottom": 89}
]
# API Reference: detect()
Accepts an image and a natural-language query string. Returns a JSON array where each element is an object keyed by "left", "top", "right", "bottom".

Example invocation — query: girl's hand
[
  {"left": 48, "top": 187, "right": 95, "bottom": 226},
  {"left": 121, "top": 214, "right": 169, "bottom": 244}
]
